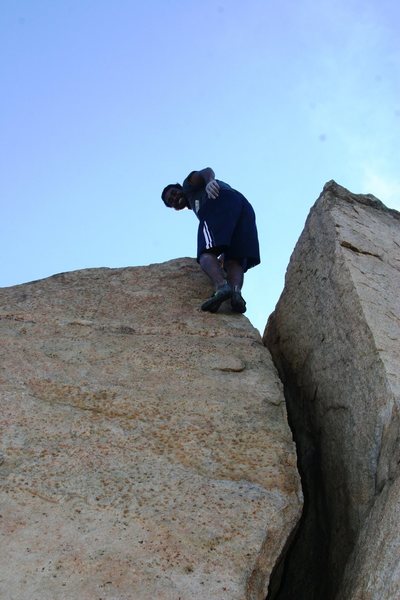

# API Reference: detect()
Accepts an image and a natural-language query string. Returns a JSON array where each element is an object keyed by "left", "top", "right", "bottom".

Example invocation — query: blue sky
[{"left": 1, "top": 0, "right": 399, "bottom": 332}]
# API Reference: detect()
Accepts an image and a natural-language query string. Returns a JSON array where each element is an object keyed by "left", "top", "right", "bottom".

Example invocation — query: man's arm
[{"left": 187, "top": 168, "right": 220, "bottom": 199}]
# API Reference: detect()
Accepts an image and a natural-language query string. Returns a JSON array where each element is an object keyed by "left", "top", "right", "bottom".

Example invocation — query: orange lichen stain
[{"left": 28, "top": 379, "right": 129, "bottom": 416}]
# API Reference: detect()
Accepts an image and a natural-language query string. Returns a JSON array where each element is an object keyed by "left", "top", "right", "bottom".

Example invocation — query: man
[{"left": 161, "top": 167, "right": 260, "bottom": 314}]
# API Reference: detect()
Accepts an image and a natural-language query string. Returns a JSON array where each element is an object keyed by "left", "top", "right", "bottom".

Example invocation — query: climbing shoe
[
  {"left": 201, "top": 283, "right": 232, "bottom": 313},
  {"left": 231, "top": 291, "right": 247, "bottom": 313}
]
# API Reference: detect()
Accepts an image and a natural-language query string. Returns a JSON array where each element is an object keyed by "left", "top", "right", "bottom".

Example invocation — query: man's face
[{"left": 164, "top": 187, "right": 187, "bottom": 210}]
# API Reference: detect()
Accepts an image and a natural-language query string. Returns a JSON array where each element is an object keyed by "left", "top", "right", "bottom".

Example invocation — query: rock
[
  {"left": 0, "top": 258, "right": 302, "bottom": 600},
  {"left": 264, "top": 181, "right": 400, "bottom": 599}
]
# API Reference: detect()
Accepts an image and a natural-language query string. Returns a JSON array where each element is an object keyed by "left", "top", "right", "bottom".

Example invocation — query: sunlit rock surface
[
  {"left": 264, "top": 182, "right": 400, "bottom": 599},
  {"left": 0, "top": 258, "right": 302, "bottom": 600}
]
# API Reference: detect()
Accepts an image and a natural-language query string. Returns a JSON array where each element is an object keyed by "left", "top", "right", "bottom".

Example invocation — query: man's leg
[
  {"left": 199, "top": 252, "right": 227, "bottom": 289},
  {"left": 225, "top": 258, "right": 247, "bottom": 313},
  {"left": 199, "top": 251, "right": 232, "bottom": 312},
  {"left": 224, "top": 259, "right": 244, "bottom": 290}
]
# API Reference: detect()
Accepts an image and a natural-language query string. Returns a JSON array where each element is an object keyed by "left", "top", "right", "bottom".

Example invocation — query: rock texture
[
  {"left": 0, "top": 258, "right": 302, "bottom": 600},
  {"left": 264, "top": 181, "right": 400, "bottom": 599}
]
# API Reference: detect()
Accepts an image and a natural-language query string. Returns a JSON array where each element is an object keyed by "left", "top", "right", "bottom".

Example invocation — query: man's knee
[{"left": 200, "top": 246, "right": 223, "bottom": 257}]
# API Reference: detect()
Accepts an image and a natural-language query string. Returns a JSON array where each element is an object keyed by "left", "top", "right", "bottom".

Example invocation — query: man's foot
[
  {"left": 231, "top": 290, "right": 247, "bottom": 313},
  {"left": 201, "top": 283, "right": 232, "bottom": 313}
]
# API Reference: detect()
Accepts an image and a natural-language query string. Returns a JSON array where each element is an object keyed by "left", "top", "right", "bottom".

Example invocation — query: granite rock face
[
  {"left": 264, "top": 181, "right": 400, "bottom": 599},
  {"left": 0, "top": 258, "right": 302, "bottom": 600}
]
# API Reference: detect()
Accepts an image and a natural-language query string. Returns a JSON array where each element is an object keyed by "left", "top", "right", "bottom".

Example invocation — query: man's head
[{"left": 161, "top": 184, "right": 187, "bottom": 210}]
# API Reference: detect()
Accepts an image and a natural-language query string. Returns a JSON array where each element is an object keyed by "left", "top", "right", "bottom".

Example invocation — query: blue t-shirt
[{"left": 182, "top": 172, "right": 233, "bottom": 215}]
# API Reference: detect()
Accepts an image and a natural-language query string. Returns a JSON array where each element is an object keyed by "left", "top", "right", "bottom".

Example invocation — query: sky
[{"left": 1, "top": 0, "right": 399, "bottom": 333}]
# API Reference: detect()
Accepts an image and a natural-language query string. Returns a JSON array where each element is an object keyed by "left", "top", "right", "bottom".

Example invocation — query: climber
[{"left": 161, "top": 168, "right": 260, "bottom": 314}]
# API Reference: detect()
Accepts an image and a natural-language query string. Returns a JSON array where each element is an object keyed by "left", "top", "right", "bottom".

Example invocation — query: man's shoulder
[
  {"left": 216, "top": 180, "right": 233, "bottom": 190},
  {"left": 183, "top": 171, "right": 203, "bottom": 193}
]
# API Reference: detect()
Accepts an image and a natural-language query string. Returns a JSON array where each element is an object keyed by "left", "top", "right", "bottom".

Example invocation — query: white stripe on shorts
[{"left": 203, "top": 221, "right": 213, "bottom": 249}]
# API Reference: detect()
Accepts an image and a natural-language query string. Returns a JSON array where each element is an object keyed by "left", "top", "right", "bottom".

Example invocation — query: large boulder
[
  {"left": 0, "top": 258, "right": 301, "bottom": 600},
  {"left": 264, "top": 181, "right": 400, "bottom": 599}
]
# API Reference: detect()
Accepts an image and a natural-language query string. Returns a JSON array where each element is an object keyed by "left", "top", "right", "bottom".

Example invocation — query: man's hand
[{"left": 205, "top": 179, "right": 220, "bottom": 199}]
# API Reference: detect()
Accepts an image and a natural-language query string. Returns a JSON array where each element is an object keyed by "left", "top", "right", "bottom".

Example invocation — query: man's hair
[{"left": 161, "top": 183, "right": 183, "bottom": 206}]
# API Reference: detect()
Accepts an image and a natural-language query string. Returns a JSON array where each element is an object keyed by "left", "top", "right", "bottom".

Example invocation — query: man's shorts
[{"left": 196, "top": 189, "right": 260, "bottom": 272}]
